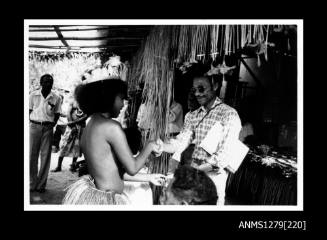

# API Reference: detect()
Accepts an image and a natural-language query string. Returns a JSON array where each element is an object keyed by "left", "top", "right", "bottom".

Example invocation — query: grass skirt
[
  {"left": 59, "top": 125, "right": 83, "bottom": 158},
  {"left": 62, "top": 175, "right": 130, "bottom": 205}
]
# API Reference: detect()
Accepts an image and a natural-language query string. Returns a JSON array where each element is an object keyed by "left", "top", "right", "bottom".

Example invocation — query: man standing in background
[{"left": 29, "top": 74, "right": 62, "bottom": 193}]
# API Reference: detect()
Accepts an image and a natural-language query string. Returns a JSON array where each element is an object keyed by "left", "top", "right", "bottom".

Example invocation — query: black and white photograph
[{"left": 24, "top": 19, "right": 302, "bottom": 211}]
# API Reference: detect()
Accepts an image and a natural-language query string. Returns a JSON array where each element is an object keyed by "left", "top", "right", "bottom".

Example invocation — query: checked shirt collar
[{"left": 196, "top": 97, "right": 223, "bottom": 116}]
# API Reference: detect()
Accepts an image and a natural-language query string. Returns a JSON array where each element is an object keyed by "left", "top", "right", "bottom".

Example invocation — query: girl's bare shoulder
[{"left": 93, "top": 118, "right": 123, "bottom": 134}]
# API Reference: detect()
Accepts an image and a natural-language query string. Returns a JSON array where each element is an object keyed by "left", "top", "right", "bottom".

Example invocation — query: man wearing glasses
[
  {"left": 159, "top": 73, "right": 242, "bottom": 205},
  {"left": 29, "top": 74, "right": 62, "bottom": 194}
]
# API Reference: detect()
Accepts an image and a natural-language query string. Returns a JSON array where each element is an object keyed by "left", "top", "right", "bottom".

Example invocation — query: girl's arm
[
  {"left": 66, "top": 102, "right": 73, "bottom": 122},
  {"left": 66, "top": 114, "right": 88, "bottom": 125},
  {"left": 123, "top": 173, "right": 166, "bottom": 186},
  {"left": 106, "top": 120, "right": 158, "bottom": 175}
]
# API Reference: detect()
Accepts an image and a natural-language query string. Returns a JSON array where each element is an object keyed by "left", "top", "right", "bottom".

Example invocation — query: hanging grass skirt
[
  {"left": 59, "top": 124, "right": 83, "bottom": 158},
  {"left": 62, "top": 175, "right": 130, "bottom": 205}
]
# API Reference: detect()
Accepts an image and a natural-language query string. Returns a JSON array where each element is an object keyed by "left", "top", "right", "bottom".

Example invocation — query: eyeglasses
[{"left": 191, "top": 86, "right": 207, "bottom": 94}]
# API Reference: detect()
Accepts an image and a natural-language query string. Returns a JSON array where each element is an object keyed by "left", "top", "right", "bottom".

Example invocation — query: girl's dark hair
[{"left": 74, "top": 78, "right": 127, "bottom": 115}]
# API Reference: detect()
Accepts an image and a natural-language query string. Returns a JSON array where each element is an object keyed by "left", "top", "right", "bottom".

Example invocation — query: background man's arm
[{"left": 53, "top": 96, "right": 63, "bottom": 125}]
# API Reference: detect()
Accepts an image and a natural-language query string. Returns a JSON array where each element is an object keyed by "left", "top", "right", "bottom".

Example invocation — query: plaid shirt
[{"left": 180, "top": 97, "right": 241, "bottom": 168}]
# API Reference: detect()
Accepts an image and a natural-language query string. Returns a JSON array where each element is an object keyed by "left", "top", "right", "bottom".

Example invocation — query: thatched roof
[{"left": 28, "top": 25, "right": 154, "bottom": 60}]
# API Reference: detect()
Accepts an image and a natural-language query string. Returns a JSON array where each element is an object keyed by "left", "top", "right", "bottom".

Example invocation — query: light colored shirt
[
  {"left": 176, "top": 97, "right": 242, "bottom": 168},
  {"left": 57, "top": 116, "right": 67, "bottom": 125},
  {"left": 29, "top": 89, "right": 62, "bottom": 122},
  {"left": 168, "top": 101, "right": 183, "bottom": 134}
]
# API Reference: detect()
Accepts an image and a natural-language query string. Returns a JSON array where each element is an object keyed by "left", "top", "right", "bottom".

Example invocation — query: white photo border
[{"left": 24, "top": 19, "right": 303, "bottom": 211}]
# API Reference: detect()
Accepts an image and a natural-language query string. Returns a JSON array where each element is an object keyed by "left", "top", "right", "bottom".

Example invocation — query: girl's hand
[
  {"left": 148, "top": 174, "right": 167, "bottom": 186},
  {"left": 148, "top": 140, "right": 163, "bottom": 157}
]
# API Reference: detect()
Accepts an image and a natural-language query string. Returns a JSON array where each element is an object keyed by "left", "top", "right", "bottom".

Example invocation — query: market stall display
[{"left": 226, "top": 146, "right": 297, "bottom": 205}]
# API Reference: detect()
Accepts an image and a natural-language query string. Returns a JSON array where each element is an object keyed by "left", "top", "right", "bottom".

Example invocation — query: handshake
[{"left": 149, "top": 139, "right": 165, "bottom": 157}]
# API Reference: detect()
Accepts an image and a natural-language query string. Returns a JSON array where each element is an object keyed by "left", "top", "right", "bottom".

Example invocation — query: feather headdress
[{"left": 82, "top": 56, "right": 124, "bottom": 84}]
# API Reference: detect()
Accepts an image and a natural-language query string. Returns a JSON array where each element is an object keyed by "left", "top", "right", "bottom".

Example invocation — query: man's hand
[
  {"left": 148, "top": 141, "right": 162, "bottom": 157},
  {"left": 148, "top": 174, "right": 167, "bottom": 186},
  {"left": 151, "top": 140, "right": 164, "bottom": 157}
]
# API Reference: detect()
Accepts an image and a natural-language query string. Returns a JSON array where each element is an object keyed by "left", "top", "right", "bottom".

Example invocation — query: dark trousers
[
  {"left": 30, "top": 122, "right": 53, "bottom": 191},
  {"left": 52, "top": 124, "right": 67, "bottom": 148}
]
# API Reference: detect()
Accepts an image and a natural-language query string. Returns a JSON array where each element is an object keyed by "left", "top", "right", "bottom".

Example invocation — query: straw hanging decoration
[
  {"left": 236, "top": 25, "right": 240, "bottom": 52},
  {"left": 177, "top": 25, "right": 190, "bottom": 63},
  {"left": 190, "top": 25, "right": 197, "bottom": 62},
  {"left": 198, "top": 25, "right": 209, "bottom": 62},
  {"left": 255, "top": 25, "right": 261, "bottom": 66},
  {"left": 171, "top": 25, "right": 181, "bottom": 65},
  {"left": 265, "top": 25, "right": 269, "bottom": 61},
  {"left": 241, "top": 25, "right": 246, "bottom": 49},
  {"left": 230, "top": 25, "right": 234, "bottom": 55},
  {"left": 127, "top": 43, "right": 148, "bottom": 127},
  {"left": 131, "top": 26, "right": 176, "bottom": 203},
  {"left": 255, "top": 25, "right": 259, "bottom": 41},
  {"left": 233, "top": 25, "right": 237, "bottom": 53},
  {"left": 189, "top": 25, "right": 208, "bottom": 63},
  {"left": 249, "top": 25, "right": 252, "bottom": 44},
  {"left": 210, "top": 25, "right": 220, "bottom": 60},
  {"left": 219, "top": 25, "right": 224, "bottom": 56},
  {"left": 226, "top": 25, "right": 230, "bottom": 55}
]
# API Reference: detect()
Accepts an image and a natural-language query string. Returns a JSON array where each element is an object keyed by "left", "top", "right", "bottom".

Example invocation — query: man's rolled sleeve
[{"left": 167, "top": 112, "right": 193, "bottom": 154}]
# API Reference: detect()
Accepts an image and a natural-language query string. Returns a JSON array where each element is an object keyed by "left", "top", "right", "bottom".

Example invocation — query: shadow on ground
[{"left": 30, "top": 170, "right": 78, "bottom": 205}]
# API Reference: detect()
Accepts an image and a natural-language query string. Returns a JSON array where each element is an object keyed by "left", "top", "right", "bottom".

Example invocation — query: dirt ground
[
  {"left": 29, "top": 151, "right": 236, "bottom": 205},
  {"left": 30, "top": 152, "right": 82, "bottom": 205},
  {"left": 29, "top": 152, "right": 153, "bottom": 205}
]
